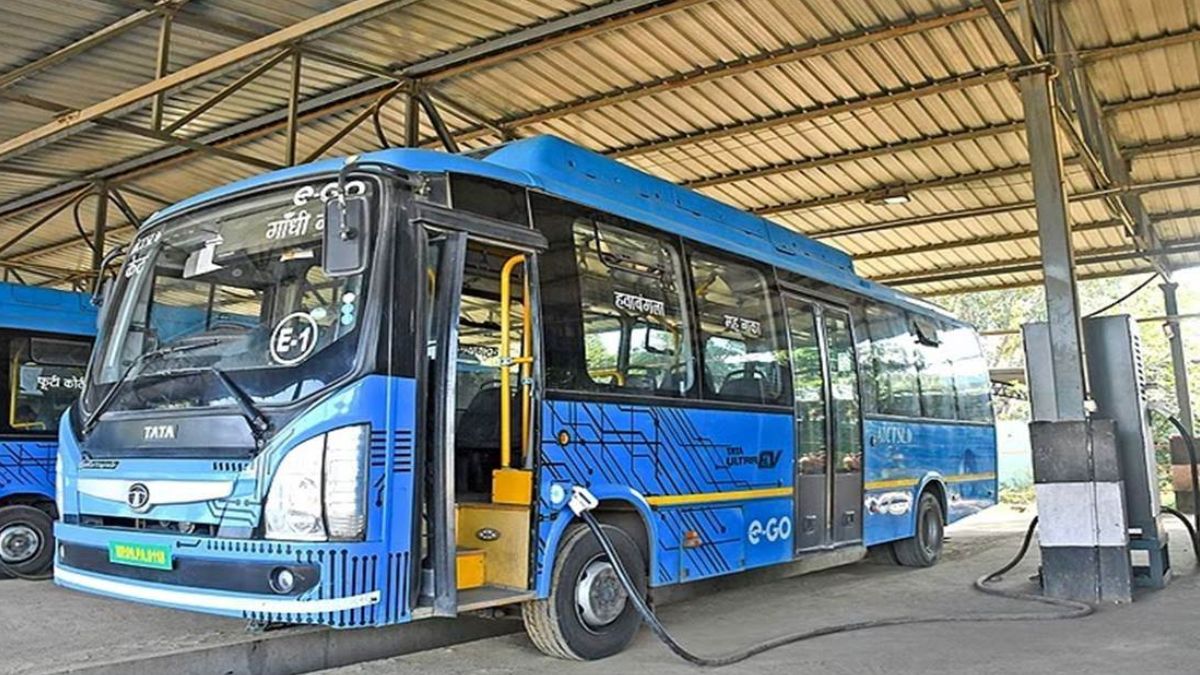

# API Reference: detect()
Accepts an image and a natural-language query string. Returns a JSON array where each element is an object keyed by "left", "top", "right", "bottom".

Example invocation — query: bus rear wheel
[
  {"left": 523, "top": 523, "right": 646, "bottom": 660},
  {"left": 892, "top": 491, "right": 944, "bottom": 568},
  {"left": 0, "top": 505, "right": 54, "bottom": 578}
]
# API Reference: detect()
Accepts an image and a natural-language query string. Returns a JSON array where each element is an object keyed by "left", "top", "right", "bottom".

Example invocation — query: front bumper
[{"left": 54, "top": 523, "right": 393, "bottom": 626}]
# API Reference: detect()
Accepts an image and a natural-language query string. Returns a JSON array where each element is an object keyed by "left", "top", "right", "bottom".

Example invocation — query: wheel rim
[
  {"left": 575, "top": 555, "right": 627, "bottom": 631},
  {"left": 920, "top": 506, "right": 942, "bottom": 558},
  {"left": 0, "top": 523, "right": 42, "bottom": 564}
]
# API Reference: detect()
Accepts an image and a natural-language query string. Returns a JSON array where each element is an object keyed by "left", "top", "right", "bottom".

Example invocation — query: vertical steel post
[
  {"left": 404, "top": 92, "right": 420, "bottom": 147},
  {"left": 285, "top": 50, "right": 302, "bottom": 166},
  {"left": 1163, "top": 282, "right": 1193, "bottom": 434},
  {"left": 91, "top": 182, "right": 109, "bottom": 276},
  {"left": 1017, "top": 0, "right": 1131, "bottom": 604},
  {"left": 150, "top": 13, "right": 172, "bottom": 131},
  {"left": 1021, "top": 70, "right": 1088, "bottom": 421}
]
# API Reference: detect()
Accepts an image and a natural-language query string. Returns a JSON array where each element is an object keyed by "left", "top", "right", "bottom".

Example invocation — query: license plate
[{"left": 108, "top": 541, "right": 173, "bottom": 570}]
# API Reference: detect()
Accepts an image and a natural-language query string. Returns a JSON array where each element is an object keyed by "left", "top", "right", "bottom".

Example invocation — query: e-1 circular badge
[{"left": 270, "top": 312, "right": 320, "bottom": 366}]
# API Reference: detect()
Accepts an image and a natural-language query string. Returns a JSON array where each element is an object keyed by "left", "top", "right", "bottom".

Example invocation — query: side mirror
[{"left": 323, "top": 196, "right": 370, "bottom": 277}]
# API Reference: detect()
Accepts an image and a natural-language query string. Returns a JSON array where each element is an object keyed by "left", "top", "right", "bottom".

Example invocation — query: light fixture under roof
[{"left": 866, "top": 189, "right": 911, "bottom": 206}]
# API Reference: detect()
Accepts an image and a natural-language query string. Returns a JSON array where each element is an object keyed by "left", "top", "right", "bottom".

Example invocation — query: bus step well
[{"left": 456, "top": 503, "right": 532, "bottom": 590}]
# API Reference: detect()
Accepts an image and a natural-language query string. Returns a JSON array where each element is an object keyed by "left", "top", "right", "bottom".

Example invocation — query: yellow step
[
  {"left": 456, "top": 547, "right": 486, "bottom": 590},
  {"left": 456, "top": 502, "right": 531, "bottom": 589}
]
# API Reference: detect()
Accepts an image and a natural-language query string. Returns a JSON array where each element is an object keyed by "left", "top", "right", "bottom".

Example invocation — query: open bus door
[
  {"left": 783, "top": 295, "right": 864, "bottom": 552},
  {"left": 411, "top": 203, "right": 546, "bottom": 615}
]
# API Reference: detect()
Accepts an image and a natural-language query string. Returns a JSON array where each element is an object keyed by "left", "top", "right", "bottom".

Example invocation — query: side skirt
[{"left": 649, "top": 545, "right": 867, "bottom": 607}]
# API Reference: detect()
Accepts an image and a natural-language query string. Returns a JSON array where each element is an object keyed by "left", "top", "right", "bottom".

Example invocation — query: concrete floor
[{"left": 324, "top": 507, "right": 1200, "bottom": 675}]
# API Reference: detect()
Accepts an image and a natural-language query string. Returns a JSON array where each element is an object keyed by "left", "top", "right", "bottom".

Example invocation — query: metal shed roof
[{"left": 0, "top": 0, "right": 1195, "bottom": 297}]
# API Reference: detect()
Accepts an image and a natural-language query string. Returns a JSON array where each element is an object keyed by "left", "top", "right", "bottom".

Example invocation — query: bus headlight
[
  {"left": 263, "top": 425, "right": 369, "bottom": 542},
  {"left": 264, "top": 435, "right": 325, "bottom": 541}
]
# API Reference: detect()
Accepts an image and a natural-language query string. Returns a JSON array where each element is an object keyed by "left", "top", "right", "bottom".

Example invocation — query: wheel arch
[
  {"left": 0, "top": 491, "right": 56, "bottom": 516},
  {"left": 914, "top": 474, "right": 947, "bottom": 528},
  {"left": 535, "top": 485, "right": 658, "bottom": 597}
]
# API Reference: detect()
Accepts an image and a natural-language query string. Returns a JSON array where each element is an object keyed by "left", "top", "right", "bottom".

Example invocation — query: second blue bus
[{"left": 0, "top": 281, "right": 95, "bottom": 577}]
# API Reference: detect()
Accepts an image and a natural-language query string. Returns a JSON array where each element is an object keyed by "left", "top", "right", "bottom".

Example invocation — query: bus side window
[
  {"left": 572, "top": 218, "right": 694, "bottom": 396},
  {"left": 8, "top": 336, "right": 89, "bottom": 433},
  {"left": 911, "top": 315, "right": 957, "bottom": 420},
  {"left": 861, "top": 304, "right": 919, "bottom": 417},
  {"left": 946, "top": 325, "right": 993, "bottom": 423},
  {"left": 689, "top": 251, "right": 789, "bottom": 405}
]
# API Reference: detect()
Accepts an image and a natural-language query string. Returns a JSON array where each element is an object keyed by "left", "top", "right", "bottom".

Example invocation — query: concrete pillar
[{"left": 1020, "top": 65, "right": 1132, "bottom": 603}]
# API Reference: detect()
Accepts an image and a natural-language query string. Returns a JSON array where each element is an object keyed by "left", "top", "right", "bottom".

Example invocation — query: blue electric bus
[
  {"left": 0, "top": 281, "right": 95, "bottom": 577},
  {"left": 55, "top": 136, "right": 995, "bottom": 659}
]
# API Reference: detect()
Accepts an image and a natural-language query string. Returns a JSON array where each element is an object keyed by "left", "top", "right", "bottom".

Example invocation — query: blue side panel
[
  {"left": 862, "top": 417, "right": 998, "bottom": 546},
  {"left": 0, "top": 439, "right": 55, "bottom": 501},
  {"left": 0, "top": 281, "right": 96, "bottom": 336},
  {"left": 535, "top": 399, "right": 794, "bottom": 593}
]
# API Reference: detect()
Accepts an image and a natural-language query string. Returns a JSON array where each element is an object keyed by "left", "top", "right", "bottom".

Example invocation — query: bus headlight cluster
[{"left": 264, "top": 424, "right": 369, "bottom": 542}]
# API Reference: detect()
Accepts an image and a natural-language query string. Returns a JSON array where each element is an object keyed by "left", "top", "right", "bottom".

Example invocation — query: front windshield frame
[{"left": 80, "top": 173, "right": 393, "bottom": 421}]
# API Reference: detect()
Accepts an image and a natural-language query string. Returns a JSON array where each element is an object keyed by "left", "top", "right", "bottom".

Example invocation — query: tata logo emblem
[
  {"left": 127, "top": 483, "right": 151, "bottom": 512},
  {"left": 476, "top": 528, "right": 501, "bottom": 542},
  {"left": 143, "top": 424, "right": 177, "bottom": 441}
]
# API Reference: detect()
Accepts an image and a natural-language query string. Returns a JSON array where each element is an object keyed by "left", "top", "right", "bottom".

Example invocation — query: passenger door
[{"left": 784, "top": 296, "right": 863, "bottom": 551}]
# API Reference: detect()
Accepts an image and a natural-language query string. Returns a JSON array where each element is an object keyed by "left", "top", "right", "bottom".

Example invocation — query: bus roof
[
  {"left": 0, "top": 281, "right": 96, "bottom": 337},
  {"left": 147, "top": 135, "right": 951, "bottom": 320}
]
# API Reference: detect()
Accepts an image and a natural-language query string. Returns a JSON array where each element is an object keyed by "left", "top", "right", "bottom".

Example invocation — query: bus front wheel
[
  {"left": 0, "top": 504, "right": 54, "bottom": 578},
  {"left": 523, "top": 522, "right": 646, "bottom": 660},
  {"left": 892, "top": 491, "right": 944, "bottom": 568}
]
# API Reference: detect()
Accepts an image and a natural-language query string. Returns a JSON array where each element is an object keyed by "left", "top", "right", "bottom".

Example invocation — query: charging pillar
[{"left": 1018, "top": 38, "right": 1132, "bottom": 601}]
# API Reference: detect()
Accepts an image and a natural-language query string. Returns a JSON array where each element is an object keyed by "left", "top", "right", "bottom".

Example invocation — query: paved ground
[
  {"left": 1, "top": 574, "right": 255, "bottom": 674},
  {"left": 324, "top": 506, "right": 1200, "bottom": 675},
  {"left": 7, "top": 506, "right": 1200, "bottom": 674}
]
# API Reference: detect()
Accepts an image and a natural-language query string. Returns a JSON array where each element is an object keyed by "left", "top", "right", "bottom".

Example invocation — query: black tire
[
  {"left": 523, "top": 523, "right": 647, "bottom": 661},
  {"left": 0, "top": 505, "right": 55, "bottom": 578},
  {"left": 892, "top": 491, "right": 944, "bottom": 568}
]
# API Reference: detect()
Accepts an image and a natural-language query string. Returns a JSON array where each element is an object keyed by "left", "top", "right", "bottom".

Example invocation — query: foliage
[{"left": 938, "top": 274, "right": 1200, "bottom": 503}]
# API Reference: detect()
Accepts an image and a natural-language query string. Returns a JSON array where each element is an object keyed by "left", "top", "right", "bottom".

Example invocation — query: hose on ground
[
  {"left": 1162, "top": 506, "right": 1200, "bottom": 563},
  {"left": 579, "top": 510, "right": 1092, "bottom": 668},
  {"left": 1151, "top": 409, "right": 1200, "bottom": 544}
]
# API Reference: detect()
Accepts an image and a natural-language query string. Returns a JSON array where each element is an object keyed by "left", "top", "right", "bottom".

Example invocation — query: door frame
[
  {"left": 410, "top": 202, "right": 546, "bottom": 613},
  {"left": 782, "top": 292, "right": 864, "bottom": 553}
]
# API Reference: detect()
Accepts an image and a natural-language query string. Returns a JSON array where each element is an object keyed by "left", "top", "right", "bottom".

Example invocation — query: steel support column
[
  {"left": 150, "top": 12, "right": 172, "bottom": 130},
  {"left": 91, "top": 182, "right": 109, "bottom": 275},
  {"left": 1021, "top": 70, "right": 1089, "bottom": 420},
  {"left": 285, "top": 50, "right": 302, "bottom": 166},
  {"left": 404, "top": 93, "right": 420, "bottom": 147},
  {"left": 1005, "top": 0, "right": 1132, "bottom": 604},
  {"left": 1162, "top": 282, "right": 1193, "bottom": 434}
]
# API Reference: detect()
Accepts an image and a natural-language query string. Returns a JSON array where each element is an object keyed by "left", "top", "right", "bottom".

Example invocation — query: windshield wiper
[
  {"left": 82, "top": 338, "right": 223, "bottom": 434},
  {"left": 207, "top": 366, "right": 271, "bottom": 441}
]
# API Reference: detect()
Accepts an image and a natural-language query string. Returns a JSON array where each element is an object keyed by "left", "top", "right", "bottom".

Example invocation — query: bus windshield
[{"left": 83, "top": 179, "right": 376, "bottom": 417}]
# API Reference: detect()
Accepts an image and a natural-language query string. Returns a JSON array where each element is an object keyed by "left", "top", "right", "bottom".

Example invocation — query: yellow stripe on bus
[
  {"left": 646, "top": 487, "right": 793, "bottom": 507},
  {"left": 865, "top": 472, "right": 997, "bottom": 491}
]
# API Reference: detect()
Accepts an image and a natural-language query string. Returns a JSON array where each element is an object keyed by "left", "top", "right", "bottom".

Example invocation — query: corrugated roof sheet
[{"left": 0, "top": 0, "right": 1195, "bottom": 298}]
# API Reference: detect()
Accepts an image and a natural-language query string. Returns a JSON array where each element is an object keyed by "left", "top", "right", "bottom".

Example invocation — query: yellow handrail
[{"left": 498, "top": 254, "right": 530, "bottom": 470}]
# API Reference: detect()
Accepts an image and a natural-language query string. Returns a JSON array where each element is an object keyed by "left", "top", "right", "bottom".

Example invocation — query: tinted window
[
  {"left": 7, "top": 335, "right": 89, "bottom": 434},
  {"left": 945, "top": 325, "right": 993, "bottom": 422},
  {"left": 860, "top": 304, "right": 919, "bottom": 417},
  {"left": 913, "top": 316, "right": 957, "bottom": 420},
  {"left": 573, "top": 218, "right": 693, "bottom": 395},
  {"left": 690, "top": 252, "right": 788, "bottom": 405}
]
